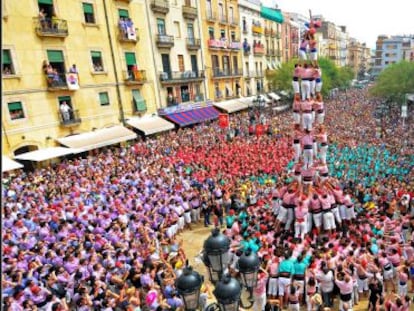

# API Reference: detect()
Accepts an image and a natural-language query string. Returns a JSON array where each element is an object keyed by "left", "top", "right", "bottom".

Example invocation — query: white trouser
[
  {"left": 339, "top": 297, "right": 352, "bottom": 311},
  {"left": 316, "top": 81, "right": 322, "bottom": 93},
  {"left": 302, "top": 112, "right": 313, "bottom": 131},
  {"left": 310, "top": 80, "right": 316, "bottom": 97},
  {"left": 278, "top": 277, "right": 291, "bottom": 296},
  {"left": 302, "top": 148, "right": 313, "bottom": 168},
  {"left": 301, "top": 80, "right": 311, "bottom": 100},
  {"left": 295, "top": 217, "right": 308, "bottom": 240},
  {"left": 178, "top": 216, "right": 185, "bottom": 230},
  {"left": 310, "top": 50, "right": 318, "bottom": 61},
  {"left": 293, "top": 143, "right": 301, "bottom": 162},
  {"left": 398, "top": 282, "right": 408, "bottom": 297},
  {"left": 339, "top": 205, "right": 348, "bottom": 220},
  {"left": 253, "top": 292, "right": 267, "bottom": 311},
  {"left": 191, "top": 208, "right": 200, "bottom": 222},
  {"left": 284, "top": 208, "right": 294, "bottom": 230},
  {"left": 323, "top": 211, "right": 336, "bottom": 230},
  {"left": 331, "top": 206, "right": 342, "bottom": 225},
  {"left": 292, "top": 80, "right": 300, "bottom": 94},
  {"left": 312, "top": 211, "right": 322, "bottom": 228},
  {"left": 316, "top": 111, "right": 325, "bottom": 124},
  {"left": 184, "top": 211, "right": 192, "bottom": 224},
  {"left": 319, "top": 144, "right": 328, "bottom": 163},
  {"left": 267, "top": 277, "right": 279, "bottom": 296},
  {"left": 357, "top": 277, "right": 368, "bottom": 293},
  {"left": 299, "top": 48, "right": 307, "bottom": 60},
  {"left": 346, "top": 206, "right": 356, "bottom": 220},
  {"left": 313, "top": 141, "right": 318, "bottom": 159},
  {"left": 277, "top": 205, "right": 288, "bottom": 223},
  {"left": 293, "top": 111, "right": 301, "bottom": 124}
]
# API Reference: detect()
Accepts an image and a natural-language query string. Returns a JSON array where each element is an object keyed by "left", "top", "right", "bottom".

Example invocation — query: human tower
[{"left": 273, "top": 18, "right": 355, "bottom": 240}]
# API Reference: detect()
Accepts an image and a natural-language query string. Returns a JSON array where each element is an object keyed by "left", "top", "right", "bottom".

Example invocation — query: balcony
[
  {"left": 118, "top": 27, "right": 139, "bottom": 43},
  {"left": 206, "top": 11, "right": 217, "bottom": 22},
  {"left": 151, "top": 0, "right": 169, "bottom": 14},
  {"left": 229, "top": 17, "right": 239, "bottom": 27},
  {"left": 182, "top": 4, "right": 197, "bottom": 19},
  {"left": 250, "top": 71, "right": 263, "bottom": 78},
  {"left": 59, "top": 109, "right": 81, "bottom": 127},
  {"left": 34, "top": 17, "right": 68, "bottom": 38},
  {"left": 124, "top": 70, "right": 147, "bottom": 85},
  {"left": 242, "top": 28, "right": 248, "bottom": 34},
  {"left": 271, "top": 30, "right": 279, "bottom": 38},
  {"left": 228, "top": 41, "right": 241, "bottom": 50},
  {"left": 46, "top": 73, "right": 77, "bottom": 91},
  {"left": 211, "top": 68, "right": 242, "bottom": 78},
  {"left": 252, "top": 25, "right": 264, "bottom": 36},
  {"left": 156, "top": 34, "right": 174, "bottom": 48},
  {"left": 243, "top": 47, "right": 251, "bottom": 56},
  {"left": 159, "top": 70, "right": 205, "bottom": 84},
  {"left": 186, "top": 38, "right": 201, "bottom": 50},
  {"left": 253, "top": 45, "right": 265, "bottom": 56},
  {"left": 207, "top": 38, "right": 227, "bottom": 49},
  {"left": 264, "top": 28, "right": 271, "bottom": 37},
  {"left": 218, "top": 15, "right": 228, "bottom": 25}
]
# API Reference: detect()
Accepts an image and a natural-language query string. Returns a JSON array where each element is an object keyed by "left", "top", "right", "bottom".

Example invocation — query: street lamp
[
  {"left": 203, "top": 228, "right": 230, "bottom": 283},
  {"left": 237, "top": 249, "right": 261, "bottom": 291},
  {"left": 176, "top": 266, "right": 203, "bottom": 311},
  {"left": 213, "top": 274, "right": 242, "bottom": 311}
]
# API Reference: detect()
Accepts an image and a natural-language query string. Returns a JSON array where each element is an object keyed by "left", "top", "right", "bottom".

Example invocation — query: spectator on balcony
[
  {"left": 93, "top": 62, "right": 103, "bottom": 72},
  {"left": 52, "top": 69, "right": 63, "bottom": 86},
  {"left": 69, "top": 64, "right": 78, "bottom": 74},
  {"left": 39, "top": 8, "right": 48, "bottom": 30},
  {"left": 119, "top": 18, "right": 128, "bottom": 39},
  {"left": 243, "top": 39, "right": 250, "bottom": 52},
  {"left": 3, "top": 66, "right": 12, "bottom": 75},
  {"left": 60, "top": 102, "right": 71, "bottom": 122}
]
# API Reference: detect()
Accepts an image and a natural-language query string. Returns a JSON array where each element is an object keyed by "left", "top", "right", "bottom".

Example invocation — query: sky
[{"left": 262, "top": 0, "right": 414, "bottom": 50}]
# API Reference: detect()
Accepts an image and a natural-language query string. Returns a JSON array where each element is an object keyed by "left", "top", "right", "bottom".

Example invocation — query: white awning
[
  {"left": 14, "top": 147, "right": 81, "bottom": 162},
  {"left": 126, "top": 115, "right": 175, "bottom": 135},
  {"left": 280, "top": 90, "right": 289, "bottom": 96},
  {"left": 273, "top": 104, "right": 290, "bottom": 112},
  {"left": 238, "top": 96, "right": 255, "bottom": 105},
  {"left": 2, "top": 155, "right": 23, "bottom": 172},
  {"left": 268, "top": 92, "right": 281, "bottom": 101},
  {"left": 259, "top": 95, "right": 272, "bottom": 104},
  {"left": 213, "top": 99, "right": 249, "bottom": 113},
  {"left": 57, "top": 125, "right": 137, "bottom": 152}
]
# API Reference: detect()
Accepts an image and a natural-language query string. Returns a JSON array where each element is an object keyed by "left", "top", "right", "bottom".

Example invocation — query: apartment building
[
  {"left": 147, "top": 0, "right": 206, "bottom": 107},
  {"left": 2, "top": 0, "right": 157, "bottom": 156},
  {"left": 200, "top": 0, "right": 243, "bottom": 101}
]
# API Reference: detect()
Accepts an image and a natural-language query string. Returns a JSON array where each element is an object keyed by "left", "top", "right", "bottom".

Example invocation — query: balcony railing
[
  {"left": 229, "top": 17, "right": 239, "bottom": 27},
  {"left": 206, "top": 11, "right": 217, "bottom": 22},
  {"left": 243, "top": 47, "right": 251, "bottom": 56},
  {"left": 182, "top": 4, "right": 197, "bottom": 19},
  {"left": 59, "top": 109, "right": 81, "bottom": 127},
  {"left": 156, "top": 34, "right": 174, "bottom": 48},
  {"left": 218, "top": 15, "right": 228, "bottom": 24},
  {"left": 46, "top": 73, "right": 78, "bottom": 91},
  {"left": 252, "top": 25, "right": 263, "bottom": 35},
  {"left": 118, "top": 27, "right": 139, "bottom": 42},
  {"left": 151, "top": 0, "right": 169, "bottom": 14},
  {"left": 208, "top": 38, "right": 227, "bottom": 49},
  {"left": 212, "top": 68, "right": 242, "bottom": 78},
  {"left": 34, "top": 17, "right": 68, "bottom": 38},
  {"left": 159, "top": 70, "right": 205, "bottom": 83},
  {"left": 228, "top": 41, "right": 241, "bottom": 50},
  {"left": 124, "top": 70, "right": 147, "bottom": 85},
  {"left": 253, "top": 46, "right": 265, "bottom": 55},
  {"left": 186, "top": 38, "right": 201, "bottom": 50}
]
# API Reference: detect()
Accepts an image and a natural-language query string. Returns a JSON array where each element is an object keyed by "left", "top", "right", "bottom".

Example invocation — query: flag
[{"left": 218, "top": 113, "right": 229, "bottom": 129}]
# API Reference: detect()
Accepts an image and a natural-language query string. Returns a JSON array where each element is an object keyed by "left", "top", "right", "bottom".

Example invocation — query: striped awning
[{"left": 163, "top": 106, "right": 220, "bottom": 127}]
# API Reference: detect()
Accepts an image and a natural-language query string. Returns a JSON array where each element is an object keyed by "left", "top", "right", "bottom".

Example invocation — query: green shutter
[
  {"left": 132, "top": 90, "right": 147, "bottom": 111},
  {"left": 118, "top": 9, "right": 129, "bottom": 18},
  {"left": 91, "top": 51, "right": 101, "bottom": 58},
  {"left": 2, "top": 50, "right": 11, "bottom": 65},
  {"left": 8, "top": 102, "right": 22, "bottom": 111},
  {"left": 58, "top": 96, "right": 71, "bottom": 103},
  {"left": 99, "top": 92, "right": 109, "bottom": 105},
  {"left": 125, "top": 52, "right": 136, "bottom": 66},
  {"left": 83, "top": 3, "right": 94, "bottom": 14},
  {"left": 47, "top": 50, "right": 64, "bottom": 62},
  {"left": 38, "top": 0, "right": 53, "bottom": 4}
]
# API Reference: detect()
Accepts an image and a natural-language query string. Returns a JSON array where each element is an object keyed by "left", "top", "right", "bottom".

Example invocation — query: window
[
  {"left": 46, "top": 50, "right": 65, "bottom": 72},
  {"left": 208, "top": 27, "right": 214, "bottom": 39},
  {"left": 8, "top": 102, "right": 25, "bottom": 120},
  {"left": 178, "top": 55, "right": 184, "bottom": 72},
  {"left": 229, "top": 7, "right": 234, "bottom": 23},
  {"left": 187, "top": 23, "right": 194, "bottom": 40},
  {"left": 118, "top": 9, "right": 129, "bottom": 18},
  {"left": 157, "top": 18, "right": 165, "bottom": 35},
  {"left": 231, "top": 31, "right": 235, "bottom": 41},
  {"left": 2, "top": 49, "right": 15, "bottom": 75},
  {"left": 218, "top": 3, "right": 224, "bottom": 19},
  {"left": 82, "top": 2, "right": 95, "bottom": 24},
  {"left": 132, "top": 89, "right": 147, "bottom": 112},
  {"left": 125, "top": 52, "right": 137, "bottom": 71},
  {"left": 99, "top": 92, "right": 110, "bottom": 106},
  {"left": 220, "top": 29, "right": 225, "bottom": 39},
  {"left": 91, "top": 51, "right": 104, "bottom": 72},
  {"left": 174, "top": 21, "right": 181, "bottom": 38}
]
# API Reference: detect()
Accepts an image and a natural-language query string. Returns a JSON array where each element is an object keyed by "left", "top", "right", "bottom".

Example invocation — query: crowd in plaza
[{"left": 2, "top": 84, "right": 414, "bottom": 311}]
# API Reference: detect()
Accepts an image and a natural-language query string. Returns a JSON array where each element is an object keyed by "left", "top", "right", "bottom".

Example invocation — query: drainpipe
[
  {"left": 144, "top": 0, "right": 162, "bottom": 109},
  {"left": 103, "top": 0, "right": 125, "bottom": 125}
]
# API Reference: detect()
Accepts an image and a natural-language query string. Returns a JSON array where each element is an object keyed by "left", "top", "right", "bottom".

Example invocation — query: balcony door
[
  {"left": 157, "top": 18, "right": 166, "bottom": 35},
  {"left": 161, "top": 54, "right": 171, "bottom": 79},
  {"left": 222, "top": 56, "right": 230, "bottom": 75},
  {"left": 187, "top": 23, "right": 194, "bottom": 43},
  {"left": 190, "top": 55, "right": 198, "bottom": 75}
]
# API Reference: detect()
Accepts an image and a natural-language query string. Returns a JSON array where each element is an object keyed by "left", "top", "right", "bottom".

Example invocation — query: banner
[
  {"left": 256, "top": 124, "right": 264, "bottom": 136},
  {"left": 66, "top": 73, "right": 79, "bottom": 90},
  {"left": 218, "top": 113, "right": 229, "bottom": 129}
]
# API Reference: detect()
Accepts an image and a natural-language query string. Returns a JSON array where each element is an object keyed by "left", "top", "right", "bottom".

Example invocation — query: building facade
[
  {"left": 146, "top": 0, "right": 206, "bottom": 107},
  {"left": 2, "top": 0, "right": 159, "bottom": 156},
  {"left": 199, "top": 0, "right": 243, "bottom": 101}
]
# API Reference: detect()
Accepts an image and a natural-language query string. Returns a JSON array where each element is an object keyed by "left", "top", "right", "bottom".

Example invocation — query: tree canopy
[{"left": 369, "top": 61, "right": 414, "bottom": 104}]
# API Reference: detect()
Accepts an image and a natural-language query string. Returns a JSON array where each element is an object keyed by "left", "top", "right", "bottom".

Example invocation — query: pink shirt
[
  {"left": 310, "top": 197, "right": 322, "bottom": 211},
  {"left": 335, "top": 279, "right": 353, "bottom": 294},
  {"left": 282, "top": 192, "right": 297, "bottom": 205},
  {"left": 300, "top": 100, "right": 312, "bottom": 112},
  {"left": 293, "top": 100, "right": 301, "bottom": 111},
  {"left": 319, "top": 196, "right": 331, "bottom": 210},
  {"left": 301, "top": 133, "right": 313, "bottom": 146},
  {"left": 295, "top": 204, "right": 309, "bottom": 219}
]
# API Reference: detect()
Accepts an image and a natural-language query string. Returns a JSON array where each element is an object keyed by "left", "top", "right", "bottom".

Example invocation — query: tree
[{"left": 369, "top": 61, "right": 414, "bottom": 104}]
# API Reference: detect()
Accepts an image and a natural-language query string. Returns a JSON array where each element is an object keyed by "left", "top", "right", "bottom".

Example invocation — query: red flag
[
  {"left": 218, "top": 113, "right": 229, "bottom": 128},
  {"left": 256, "top": 124, "right": 264, "bottom": 136}
]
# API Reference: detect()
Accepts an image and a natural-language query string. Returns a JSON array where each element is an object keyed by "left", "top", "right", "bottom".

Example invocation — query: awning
[
  {"left": 164, "top": 106, "right": 220, "bottom": 127},
  {"left": 259, "top": 95, "right": 272, "bottom": 104},
  {"left": 260, "top": 6, "right": 284, "bottom": 24},
  {"left": 213, "top": 99, "right": 249, "bottom": 113},
  {"left": 2, "top": 155, "right": 23, "bottom": 172},
  {"left": 126, "top": 115, "right": 175, "bottom": 135},
  {"left": 238, "top": 96, "right": 256, "bottom": 105},
  {"left": 273, "top": 104, "right": 290, "bottom": 112},
  {"left": 268, "top": 92, "right": 281, "bottom": 101},
  {"left": 57, "top": 125, "right": 137, "bottom": 151},
  {"left": 13, "top": 147, "right": 80, "bottom": 162},
  {"left": 280, "top": 90, "right": 289, "bottom": 96}
]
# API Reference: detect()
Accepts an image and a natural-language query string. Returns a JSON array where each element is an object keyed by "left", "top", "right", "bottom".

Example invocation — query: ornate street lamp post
[
  {"left": 203, "top": 228, "right": 230, "bottom": 283},
  {"left": 176, "top": 266, "right": 203, "bottom": 311}
]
